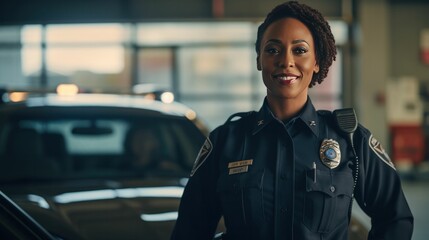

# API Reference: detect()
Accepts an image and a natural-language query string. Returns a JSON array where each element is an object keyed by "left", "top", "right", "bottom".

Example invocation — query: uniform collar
[
  {"left": 252, "top": 97, "right": 320, "bottom": 138},
  {"left": 298, "top": 97, "right": 320, "bottom": 137},
  {"left": 251, "top": 98, "right": 276, "bottom": 135}
]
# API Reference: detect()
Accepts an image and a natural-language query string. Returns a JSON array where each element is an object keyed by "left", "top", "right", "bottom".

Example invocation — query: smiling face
[{"left": 257, "top": 17, "right": 319, "bottom": 103}]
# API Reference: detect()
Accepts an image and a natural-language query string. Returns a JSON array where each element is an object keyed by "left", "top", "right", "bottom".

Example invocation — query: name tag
[
  {"left": 229, "top": 166, "right": 249, "bottom": 175},
  {"left": 228, "top": 159, "right": 253, "bottom": 168}
]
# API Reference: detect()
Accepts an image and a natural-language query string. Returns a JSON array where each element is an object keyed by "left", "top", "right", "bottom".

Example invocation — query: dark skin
[{"left": 257, "top": 17, "right": 319, "bottom": 121}]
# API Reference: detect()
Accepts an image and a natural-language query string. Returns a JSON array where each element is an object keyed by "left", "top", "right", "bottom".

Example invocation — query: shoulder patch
[
  {"left": 190, "top": 138, "right": 213, "bottom": 177},
  {"left": 369, "top": 134, "right": 396, "bottom": 170}
]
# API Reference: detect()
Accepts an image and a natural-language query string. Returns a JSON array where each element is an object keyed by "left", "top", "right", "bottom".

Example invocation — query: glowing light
[
  {"left": 185, "top": 110, "right": 197, "bottom": 120},
  {"left": 27, "top": 194, "right": 50, "bottom": 209},
  {"left": 160, "top": 92, "right": 174, "bottom": 103},
  {"left": 9, "top": 92, "right": 28, "bottom": 102},
  {"left": 132, "top": 186, "right": 183, "bottom": 198},
  {"left": 53, "top": 186, "right": 184, "bottom": 204},
  {"left": 141, "top": 212, "right": 178, "bottom": 222},
  {"left": 56, "top": 84, "right": 79, "bottom": 96},
  {"left": 54, "top": 189, "right": 116, "bottom": 203},
  {"left": 143, "top": 93, "right": 156, "bottom": 101}
]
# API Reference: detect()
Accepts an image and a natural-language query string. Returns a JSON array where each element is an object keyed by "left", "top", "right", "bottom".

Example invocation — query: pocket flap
[{"left": 305, "top": 170, "right": 354, "bottom": 198}]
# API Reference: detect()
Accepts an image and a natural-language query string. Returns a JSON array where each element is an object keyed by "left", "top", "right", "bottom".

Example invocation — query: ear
[
  {"left": 256, "top": 56, "right": 262, "bottom": 71},
  {"left": 314, "top": 63, "right": 319, "bottom": 73}
]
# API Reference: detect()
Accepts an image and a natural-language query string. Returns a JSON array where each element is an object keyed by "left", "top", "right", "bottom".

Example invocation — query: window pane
[
  {"left": 22, "top": 46, "right": 42, "bottom": 77},
  {"left": 0, "top": 26, "right": 26, "bottom": 89},
  {"left": 46, "top": 24, "right": 130, "bottom": 44},
  {"left": 183, "top": 99, "right": 253, "bottom": 130},
  {"left": 21, "top": 26, "right": 43, "bottom": 87},
  {"left": 308, "top": 49, "right": 343, "bottom": 110},
  {"left": 21, "top": 25, "right": 42, "bottom": 44},
  {"left": 329, "top": 20, "right": 348, "bottom": 45},
  {"left": 46, "top": 46, "right": 130, "bottom": 91},
  {"left": 138, "top": 48, "right": 172, "bottom": 89},
  {"left": 0, "top": 26, "right": 21, "bottom": 43},
  {"left": 178, "top": 46, "right": 253, "bottom": 95},
  {"left": 137, "top": 22, "right": 254, "bottom": 46},
  {"left": 0, "top": 49, "right": 28, "bottom": 88},
  {"left": 47, "top": 46, "right": 125, "bottom": 74}
]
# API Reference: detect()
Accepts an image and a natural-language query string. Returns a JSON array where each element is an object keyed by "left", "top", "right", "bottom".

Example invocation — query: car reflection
[
  {"left": 27, "top": 194, "right": 50, "bottom": 209},
  {"left": 141, "top": 212, "right": 179, "bottom": 222},
  {"left": 53, "top": 186, "right": 185, "bottom": 204}
]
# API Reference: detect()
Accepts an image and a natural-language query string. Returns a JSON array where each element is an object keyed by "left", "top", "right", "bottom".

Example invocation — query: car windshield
[{"left": 0, "top": 106, "right": 205, "bottom": 182}]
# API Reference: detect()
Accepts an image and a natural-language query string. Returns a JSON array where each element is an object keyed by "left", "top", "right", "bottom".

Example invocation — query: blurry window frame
[{"left": 0, "top": 20, "right": 348, "bottom": 128}]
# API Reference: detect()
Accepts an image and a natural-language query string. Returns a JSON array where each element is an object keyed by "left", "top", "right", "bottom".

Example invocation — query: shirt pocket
[
  {"left": 216, "top": 171, "right": 264, "bottom": 231},
  {"left": 303, "top": 170, "right": 354, "bottom": 233}
]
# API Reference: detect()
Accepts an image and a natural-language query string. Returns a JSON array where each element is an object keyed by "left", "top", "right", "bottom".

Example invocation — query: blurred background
[{"left": 0, "top": 0, "right": 428, "bottom": 239}]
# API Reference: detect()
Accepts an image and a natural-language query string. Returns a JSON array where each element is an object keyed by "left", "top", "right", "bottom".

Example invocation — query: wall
[
  {"left": 358, "top": 0, "right": 391, "bottom": 147},
  {"left": 390, "top": 3, "right": 429, "bottom": 81},
  {"left": 0, "top": 0, "right": 343, "bottom": 24},
  {"left": 359, "top": 0, "right": 429, "bottom": 151}
]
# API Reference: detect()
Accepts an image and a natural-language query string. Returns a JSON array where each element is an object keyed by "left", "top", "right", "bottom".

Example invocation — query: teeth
[{"left": 278, "top": 76, "right": 297, "bottom": 81}]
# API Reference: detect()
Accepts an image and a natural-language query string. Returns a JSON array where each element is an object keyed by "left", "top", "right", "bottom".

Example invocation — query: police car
[
  {"left": 0, "top": 88, "right": 367, "bottom": 239},
  {"left": 0, "top": 89, "right": 208, "bottom": 240}
]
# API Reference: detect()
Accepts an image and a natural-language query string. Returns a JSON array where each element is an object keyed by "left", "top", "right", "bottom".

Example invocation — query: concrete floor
[
  {"left": 402, "top": 180, "right": 428, "bottom": 240},
  {"left": 353, "top": 177, "right": 429, "bottom": 240}
]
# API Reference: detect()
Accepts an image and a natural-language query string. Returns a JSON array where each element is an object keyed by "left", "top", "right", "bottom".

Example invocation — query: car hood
[{"left": 0, "top": 178, "right": 188, "bottom": 240}]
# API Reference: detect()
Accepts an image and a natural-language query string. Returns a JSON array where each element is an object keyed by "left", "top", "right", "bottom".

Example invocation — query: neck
[{"left": 266, "top": 95, "right": 307, "bottom": 121}]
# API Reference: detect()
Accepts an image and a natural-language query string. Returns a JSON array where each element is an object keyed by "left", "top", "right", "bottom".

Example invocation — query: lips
[{"left": 273, "top": 73, "right": 299, "bottom": 85}]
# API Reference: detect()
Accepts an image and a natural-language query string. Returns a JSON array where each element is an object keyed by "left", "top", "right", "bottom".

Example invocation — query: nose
[{"left": 278, "top": 51, "right": 294, "bottom": 68}]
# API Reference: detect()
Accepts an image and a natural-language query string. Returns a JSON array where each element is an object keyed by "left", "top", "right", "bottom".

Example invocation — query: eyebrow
[
  {"left": 265, "top": 39, "right": 309, "bottom": 45},
  {"left": 292, "top": 39, "right": 309, "bottom": 45}
]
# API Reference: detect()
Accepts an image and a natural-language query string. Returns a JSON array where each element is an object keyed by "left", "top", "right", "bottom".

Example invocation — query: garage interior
[{"left": 0, "top": 0, "right": 428, "bottom": 239}]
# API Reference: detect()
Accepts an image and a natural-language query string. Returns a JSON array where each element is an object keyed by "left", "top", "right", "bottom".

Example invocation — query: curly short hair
[{"left": 255, "top": 1, "right": 337, "bottom": 87}]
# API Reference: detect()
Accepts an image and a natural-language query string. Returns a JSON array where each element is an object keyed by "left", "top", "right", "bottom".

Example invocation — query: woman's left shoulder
[{"left": 355, "top": 124, "right": 371, "bottom": 136}]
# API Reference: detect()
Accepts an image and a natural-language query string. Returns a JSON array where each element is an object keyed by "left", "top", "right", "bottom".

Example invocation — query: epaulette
[
  {"left": 316, "top": 110, "right": 335, "bottom": 127},
  {"left": 317, "top": 109, "right": 333, "bottom": 117},
  {"left": 225, "top": 111, "right": 256, "bottom": 124}
]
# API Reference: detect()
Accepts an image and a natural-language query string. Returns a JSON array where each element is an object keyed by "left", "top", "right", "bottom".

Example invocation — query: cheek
[
  {"left": 298, "top": 59, "right": 318, "bottom": 74},
  {"left": 259, "top": 60, "right": 272, "bottom": 77},
  {"left": 261, "top": 70, "right": 272, "bottom": 88},
  {"left": 261, "top": 70, "right": 270, "bottom": 84}
]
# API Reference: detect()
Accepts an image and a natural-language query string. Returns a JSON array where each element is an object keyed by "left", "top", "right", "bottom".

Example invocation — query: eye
[
  {"left": 264, "top": 46, "right": 280, "bottom": 55},
  {"left": 293, "top": 46, "right": 308, "bottom": 55}
]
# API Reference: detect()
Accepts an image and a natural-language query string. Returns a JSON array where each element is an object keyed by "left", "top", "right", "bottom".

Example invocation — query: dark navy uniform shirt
[{"left": 171, "top": 97, "right": 413, "bottom": 240}]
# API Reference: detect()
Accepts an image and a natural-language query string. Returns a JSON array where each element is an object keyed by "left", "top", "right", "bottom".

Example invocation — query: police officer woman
[{"left": 171, "top": 1, "right": 413, "bottom": 240}]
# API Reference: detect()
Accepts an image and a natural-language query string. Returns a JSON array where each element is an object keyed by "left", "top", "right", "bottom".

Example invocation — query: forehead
[{"left": 263, "top": 17, "right": 313, "bottom": 42}]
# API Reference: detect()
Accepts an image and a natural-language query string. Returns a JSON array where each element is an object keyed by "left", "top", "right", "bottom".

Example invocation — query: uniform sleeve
[
  {"left": 170, "top": 128, "right": 223, "bottom": 240},
  {"left": 354, "top": 127, "right": 413, "bottom": 240}
]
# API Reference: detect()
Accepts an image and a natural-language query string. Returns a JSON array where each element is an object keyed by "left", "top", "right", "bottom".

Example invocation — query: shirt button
[{"left": 330, "top": 186, "right": 336, "bottom": 192}]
